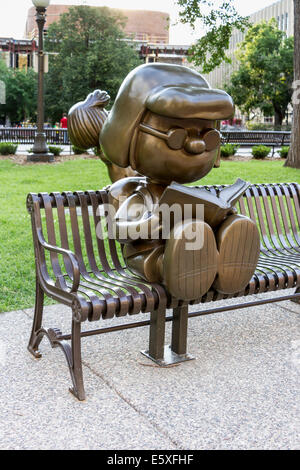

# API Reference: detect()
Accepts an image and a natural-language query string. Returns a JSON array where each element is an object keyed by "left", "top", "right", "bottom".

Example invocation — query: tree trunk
[
  {"left": 274, "top": 109, "right": 284, "bottom": 129},
  {"left": 285, "top": 0, "right": 300, "bottom": 168}
]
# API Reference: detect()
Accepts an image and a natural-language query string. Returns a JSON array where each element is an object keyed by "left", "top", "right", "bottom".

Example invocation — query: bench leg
[
  {"left": 169, "top": 306, "right": 195, "bottom": 364},
  {"left": 141, "top": 306, "right": 195, "bottom": 366},
  {"left": 28, "top": 277, "right": 44, "bottom": 358},
  {"left": 171, "top": 305, "right": 189, "bottom": 355},
  {"left": 68, "top": 319, "right": 86, "bottom": 401},
  {"left": 141, "top": 309, "right": 166, "bottom": 364},
  {"left": 28, "top": 280, "right": 86, "bottom": 400},
  {"left": 291, "top": 287, "right": 300, "bottom": 304},
  {"left": 38, "top": 318, "right": 86, "bottom": 401}
]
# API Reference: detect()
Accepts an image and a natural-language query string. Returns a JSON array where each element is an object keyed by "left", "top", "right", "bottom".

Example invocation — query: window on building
[{"left": 285, "top": 12, "right": 288, "bottom": 31}]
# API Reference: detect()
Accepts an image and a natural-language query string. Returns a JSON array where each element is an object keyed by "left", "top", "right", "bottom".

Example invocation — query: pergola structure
[
  {"left": 139, "top": 43, "right": 190, "bottom": 65},
  {"left": 0, "top": 37, "right": 36, "bottom": 70}
]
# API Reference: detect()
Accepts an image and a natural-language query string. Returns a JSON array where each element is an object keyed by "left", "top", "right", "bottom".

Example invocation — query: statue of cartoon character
[{"left": 69, "top": 63, "right": 260, "bottom": 301}]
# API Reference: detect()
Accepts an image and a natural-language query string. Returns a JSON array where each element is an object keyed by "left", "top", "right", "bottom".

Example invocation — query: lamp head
[{"left": 32, "top": 0, "right": 50, "bottom": 8}]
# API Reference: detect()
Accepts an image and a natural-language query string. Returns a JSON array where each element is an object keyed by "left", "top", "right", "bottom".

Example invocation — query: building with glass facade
[{"left": 204, "top": 0, "right": 294, "bottom": 89}]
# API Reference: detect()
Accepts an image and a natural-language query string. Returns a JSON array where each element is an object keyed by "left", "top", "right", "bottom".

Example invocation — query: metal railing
[
  {"left": 0, "top": 127, "right": 70, "bottom": 145},
  {"left": 0, "top": 127, "right": 291, "bottom": 148}
]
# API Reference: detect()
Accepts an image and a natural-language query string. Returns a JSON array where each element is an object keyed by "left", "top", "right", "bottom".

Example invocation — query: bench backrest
[{"left": 222, "top": 131, "right": 291, "bottom": 146}]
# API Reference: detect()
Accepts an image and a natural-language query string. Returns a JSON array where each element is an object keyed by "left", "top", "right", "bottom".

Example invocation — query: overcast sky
[{"left": 0, "top": 0, "right": 279, "bottom": 43}]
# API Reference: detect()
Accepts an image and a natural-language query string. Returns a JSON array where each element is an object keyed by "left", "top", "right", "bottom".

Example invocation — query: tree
[
  {"left": 0, "top": 60, "right": 37, "bottom": 124},
  {"left": 177, "top": 0, "right": 249, "bottom": 73},
  {"left": 178, "top": 1, "right": 300, "bottom": 167},
  {"left": 225, "top": 20, "right": 294, "bottom": 128},
  {"left": 285, "top": 0, "right": 300, "bottom": 168},
  {"left": 45, "top": 5, "right": 142, "bottom": 123}
]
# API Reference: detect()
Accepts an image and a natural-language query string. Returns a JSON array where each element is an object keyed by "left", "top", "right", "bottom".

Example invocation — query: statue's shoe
[
  {"left": 213, "top": 214, "right": 260, "bottom": 294},
  {"left": 163, "top": 220, "right": 218, "bottom": 301}
]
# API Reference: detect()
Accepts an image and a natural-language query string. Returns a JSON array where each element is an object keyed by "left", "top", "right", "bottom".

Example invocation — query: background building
[
  {"left": 0, "top": 37, "right": 36, "bottom": 70},
  {"left": 25, "top": 5, "right": 170, "bottom": 44},
  {"left": 1, "top": 6, "right": 190, "bottom": 71},
  {"left": 204, "top": 0, "right": 294, "bottom": 89},
  {"left": 139, "top": 44, "right": 189, "bottom": 65}
]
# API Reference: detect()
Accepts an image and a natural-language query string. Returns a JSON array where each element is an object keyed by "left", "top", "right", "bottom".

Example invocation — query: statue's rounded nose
[
  {"left": 184, "top": 128, "right": 221, "bottom": 155},
  {"left": 184, "top": 138, "right": 206, "bottom": 154}
]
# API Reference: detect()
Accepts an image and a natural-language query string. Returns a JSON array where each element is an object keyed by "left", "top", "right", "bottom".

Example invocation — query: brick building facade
[{"left": 25, "top": 5, "right": 169, "bottom": 44}]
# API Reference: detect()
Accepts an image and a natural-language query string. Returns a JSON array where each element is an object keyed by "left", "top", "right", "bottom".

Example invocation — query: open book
[{"left": 159, "top": 178, "right": 250, "bottom": 228}]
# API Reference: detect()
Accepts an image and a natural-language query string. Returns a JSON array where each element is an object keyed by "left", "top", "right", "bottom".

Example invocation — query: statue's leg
[
  {"left": 214, "top": 214, "right": 260, "bottom": 294},
  {"left": 163, "top": 220, "right": 218, "bottom": 301},
  {"left": 125, "top": 244, "right": 165, "bottom": 282}
]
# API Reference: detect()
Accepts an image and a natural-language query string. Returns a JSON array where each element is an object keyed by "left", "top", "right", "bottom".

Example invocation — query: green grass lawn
[{"left": 0, "top": 157, "right": 299, "bottom": 312}]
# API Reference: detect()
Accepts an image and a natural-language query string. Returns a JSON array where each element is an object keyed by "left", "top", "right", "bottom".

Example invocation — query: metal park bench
[
  {"left": 222, "top": 131, "right": 291, "bottom": 155},
  {"left": 26, "top": 183, "right": 300, "bottom": 400}
]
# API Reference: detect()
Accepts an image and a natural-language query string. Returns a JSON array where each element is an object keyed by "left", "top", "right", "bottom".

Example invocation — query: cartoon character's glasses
[
  {"left": 139, "top": 123, "right": 188, "bottom": 150},
  {"left": 139, "top": 123, "right": 221, "bottom": 154}
]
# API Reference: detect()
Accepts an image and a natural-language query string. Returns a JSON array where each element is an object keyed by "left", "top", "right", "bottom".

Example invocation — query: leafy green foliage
[
  {"left": 93, "top": 147, "right": 102, "bottom": 157},
  {"left": 226, "top": 20, "right": 294, "bottom": 127},
  {"left": 220, "top": 143, "right": 240, "bottom": 157},
  {"left": 0, "top": 59, "right": 37, "bottom": 123},
  {"left": 279, "top": 146, "right": 290, "bottom": 158},
  {"left": 72, "top": 145, "right": 88, "bottom": 155},
  {"left": 45, "top": 6, "right": 142, "bottom": 122},
  {"left": 48, "top": 146, "right": 62, "bottom": 156},
  {"left": 177, "top": 0, "right": 249, "bottom": 72},
  {"left": 252, "top": 145, "right": 271, "bottom": 159},
  {"left": 0, "top": 142, "right": 18, "bottom": 155},
  {"left": 246, "top": 122, "right": 291, "bottom": 131}
]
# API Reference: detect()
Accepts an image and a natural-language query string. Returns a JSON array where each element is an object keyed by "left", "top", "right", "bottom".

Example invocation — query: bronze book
[{"left": 158, "top": 178, "right": 250, "bottom": 227}]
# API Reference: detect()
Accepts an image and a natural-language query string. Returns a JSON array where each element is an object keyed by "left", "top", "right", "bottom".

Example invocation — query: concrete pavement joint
[
  {"left": 278, "top": 303, "right": 300, "bottom": 315},
  {"left": 22, "top": 309, "right": 32, "bottom": 319},
  {"left": 82, "top": 359, "right": 183, "bottom": 450}
]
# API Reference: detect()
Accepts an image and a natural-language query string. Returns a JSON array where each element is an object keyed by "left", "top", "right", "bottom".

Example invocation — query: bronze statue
[{"left": 69, "top": 63, "right": 260, "bottom": 301}]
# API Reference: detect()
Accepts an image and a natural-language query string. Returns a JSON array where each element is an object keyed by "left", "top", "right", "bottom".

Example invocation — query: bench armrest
[{"left": 36, "top": 229, "right": 80, "bottom": 293}]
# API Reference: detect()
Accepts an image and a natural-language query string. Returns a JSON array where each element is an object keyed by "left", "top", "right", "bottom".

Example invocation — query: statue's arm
[{"left": 114, "top": 192, "right": 161, "bottom": 244}]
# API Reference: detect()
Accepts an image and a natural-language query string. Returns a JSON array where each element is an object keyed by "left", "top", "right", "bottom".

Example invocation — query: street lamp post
[{"left": 28, "top": 0, "right": 53, "bottom": 162}]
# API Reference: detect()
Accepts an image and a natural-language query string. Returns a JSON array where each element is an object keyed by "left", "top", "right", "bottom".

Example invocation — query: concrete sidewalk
[
  {"left": 16, "top": 144, "right": 73, "bottom": 156},
  {"left": 0, "top": 291, "right": 299, "bottom": 450}
]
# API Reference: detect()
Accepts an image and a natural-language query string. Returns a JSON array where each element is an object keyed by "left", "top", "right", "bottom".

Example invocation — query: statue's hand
[{"left": 114, "top": 192, "right": 161, "bottom": 243}]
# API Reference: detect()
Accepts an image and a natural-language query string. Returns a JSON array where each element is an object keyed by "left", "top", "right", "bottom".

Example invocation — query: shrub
[
  {"left": 245, "top": 122, "right": 291, "bottom": 132},
  {"left": 48, "top": 145, "right": 62, "bottom": 156},
  {"left": 220, "top": 143, "right": 240, "bottom": 157},
  {"left": 246, "top": 122, "right": 273, "bottom": 131},
  {"left": 72, "top": 145, "right": 87, "bottom": 155},
  {"left": 93, "top": 147, "right": 102, "bottom": 157},
  {"left": 278, "top": 146, "right": 289, "bottom": 159},
  {"left": 0, "top": 142, "right": 18, "bottom": 155},
  {"left": 252, "top": 145, "right": 271, "bottom": 159}
]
